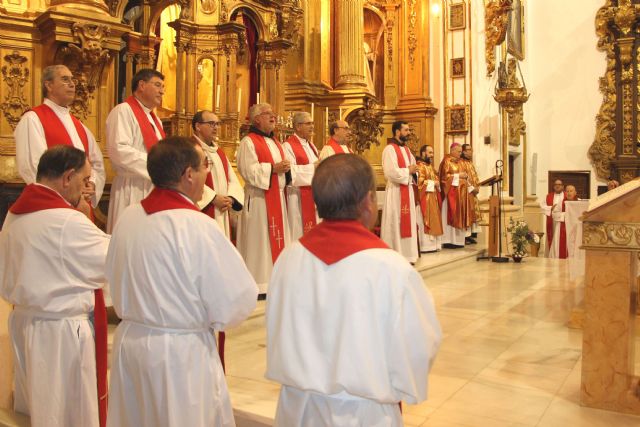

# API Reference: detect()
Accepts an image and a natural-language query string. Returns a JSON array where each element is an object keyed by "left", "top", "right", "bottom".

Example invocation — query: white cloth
[
  {"left": 14, "top": 98, "right": 105, "bottom": 207},
  {"left": 380, "top": 144, "right": 418, "bottom": 262},
  {"left": 319, "top": 143, "right": 350, "bottom": 161},
  {"left": 283, "top": 134, "right": 318, "bottom": 240},
  {"left": 106, "top": 99, "right": 162, "bottom": 233},
  {"left": 542, "top": 193, "right": 565, "bottom": 258},
  {"left": 451, "top": 173, "right": 460, "bottom": 187},
  {"left": 195, "top": 136, "right": 244, "bottom": 238},
  {"left": 106, "top": 202, "right": 258, "bottom": 427},
  {"left": 236, "top": 134, "right": 292, "bottom": 292},
  {"left": 266, "top": 242, "right": 442, "bottom": 426},
  {"left": 440, "top": 199, "right": 466, "bottom": 246},
  {"left": 0, "top": 191, "right": 110, "bottom": 427},
  {"left": 566, "top": 200, "right": 589, "bottom": 280}
]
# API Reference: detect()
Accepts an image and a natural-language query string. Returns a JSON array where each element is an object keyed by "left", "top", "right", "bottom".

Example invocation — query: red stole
[
  {"left": 124, "top": 96, "right": 165, "bottom": 152},
  {"left": 545, "top": 192, "right": 568, "bottom": 259},
  {"left": 300, "top": 220, "right": 389, "bottom": 265},
  {"left": 286, "top": 134, "right": 318, "bottom": 234},
  {"left": 203, "top": 148, "right": 231, "bottom": 219},
  {"left": 248, "top": 133, "right": 286, "bottom": 263},
  {"left": 9, "top": 184, "right": 108, "bottom": 427},
  {"left": 31, "top": 104, "right": 90, "bottom": 154},
  {"left": 327, "top": 138, "right": 350, "bottom": 154},
  {"left": 388, "top": 140, "right": 412, "bottom": 238},
  {"left": 141, "top": 187, "right": 200, "bottom": 214}
]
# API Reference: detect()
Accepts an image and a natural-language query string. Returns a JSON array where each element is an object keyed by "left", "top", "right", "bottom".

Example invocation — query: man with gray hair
[
  {"left": 14, "top": 64, "right": 105, "bottom": 217},
  {"left": 236, "top": 103, "right": 292, "bottom": 295},
  {"left": 283, "top": 111, "right": 319, "bottom": 239},
  {"left": 319, "top": 120, "right": 353, "bottom": 161}
]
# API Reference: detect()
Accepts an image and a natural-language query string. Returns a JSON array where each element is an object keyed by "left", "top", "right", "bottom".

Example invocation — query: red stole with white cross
[
  {"left": 286, "top": 134, "right": 318, "bottom": 234},
  {"left": 9, "top": 183, "right": 108, "bottom": 427},
  {"left": 125, "top": 96, "right": 165, "bottom": 152},
  {"left": 389, "top": 140, "right": 413, "bottom": 238},
  {"left": 327, "top": 138, "right": 351, "bottom": 154},
  {"left": 248, "top": 132, "right": 286, "bottom": 263}
]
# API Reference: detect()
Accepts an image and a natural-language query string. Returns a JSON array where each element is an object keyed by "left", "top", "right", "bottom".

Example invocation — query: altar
[{"left": 565, "top": 200, "right": 589, "bottom": 281}]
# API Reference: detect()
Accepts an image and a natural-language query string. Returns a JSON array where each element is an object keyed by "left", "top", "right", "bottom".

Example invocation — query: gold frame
[
  {"left": 451, "top": 57, "right": 465, "bottom": 78},
  {"left": 445, "top": 105, "right": 470, "bottom": 134},
  {"left": 449, "top": 3, "right": 466, "bottom": 30},
  {"left": 507, "top": 0, "right": 525, "bottom": 60}
]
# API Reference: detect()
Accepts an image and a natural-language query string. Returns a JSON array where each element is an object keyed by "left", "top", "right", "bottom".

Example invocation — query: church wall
[{"left": 468, "top": 0, "right": 604, "bottom": 200}]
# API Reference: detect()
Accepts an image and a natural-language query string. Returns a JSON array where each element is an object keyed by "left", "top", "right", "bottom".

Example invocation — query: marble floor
[{"left": 224, "top": 256, "right": 640, "bottom": 427}]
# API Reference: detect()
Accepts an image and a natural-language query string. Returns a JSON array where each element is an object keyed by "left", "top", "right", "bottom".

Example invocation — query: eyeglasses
[
  {"left": 336, "top": 126, "right": 350, "bottom": 130},
  {"left": 58, "top": 76, "right": 77, "bottom": 87},
  {"left": 259, "top": 111, "right": 276, "bottom": 118},
  {"left": 300, "top": 121, "right": 314, "bottom": 126},
  {"left": 199, "top": 121, "right": 221, "bottom": 127}
]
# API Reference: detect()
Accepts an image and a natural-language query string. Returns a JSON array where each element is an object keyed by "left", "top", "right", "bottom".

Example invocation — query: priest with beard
[
  {"left": 380, "top": 121, "right": 419, "bottom": 263},
  {"left": 417, "top": 144, "right": 443, "bottom": 252},
  {"left": 236, "top": 103, "right": 293, "bottom": 295},
  {"left": 438, "top": 143, "right": 468, "bottom": 248},
  {"left": 460, "top": 144, "right": 480, "bottom": 244}
]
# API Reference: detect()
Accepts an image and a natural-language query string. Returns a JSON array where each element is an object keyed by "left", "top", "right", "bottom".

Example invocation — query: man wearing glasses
[
  {"left": 191, "top": 110, "right": 244, "bottom": 239},
  {"left": 542, "top": 179, "right": 568, "bottom": 258},
  {"left": 14, "top": 65, "right": 105, "bottom": 219},
  {"left": 236, "top": 103, "right": 292, "bottom": 296},
  {"left": 319, "top": 120, "right": 353, "bottom": 160},
  {"left": 105, "top": 68, "right": 166, "bottom": 233},
  {"left": 283, "top": 111, "right": 320, "bottom": 239}
]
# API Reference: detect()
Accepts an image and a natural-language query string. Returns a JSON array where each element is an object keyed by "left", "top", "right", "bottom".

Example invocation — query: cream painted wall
[{"left": 439, "top": 0, "right": 605, "bottom": 201}]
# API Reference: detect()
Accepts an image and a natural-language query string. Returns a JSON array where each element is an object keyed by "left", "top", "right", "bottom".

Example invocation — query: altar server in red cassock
[
  {"left": 283, "top": 111, "right": 319, "bottom": 239},
  {"left": 266, "top": 154, "right": 441, "bottom": 426},
  {"left": 0, "top": 146, "right": 110, "bottom": 427},
  {"left": 14, "top": 65, "right": 105, "bottom": 216},
  {"left": 106, "top": 68, "right": 166, "bottom": 233}
]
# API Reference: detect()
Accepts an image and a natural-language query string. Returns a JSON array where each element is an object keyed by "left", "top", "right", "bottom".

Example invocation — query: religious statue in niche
[
  {"left": 200, "top": 0, "right": 216, "bottom": 14},
  {"left": 363, "top": 41, "right": 376, "bottom": 95}
]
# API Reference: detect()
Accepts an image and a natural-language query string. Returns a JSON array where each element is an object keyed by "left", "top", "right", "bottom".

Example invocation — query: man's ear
[
  {"left": 61, "top": 168, "right": 75, "bottom": 188},
  {"left": 181, "top": 165, "right": 195, "bottom": 185}
]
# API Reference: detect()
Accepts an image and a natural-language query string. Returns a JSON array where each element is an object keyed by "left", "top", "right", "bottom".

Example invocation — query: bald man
[{"left": 319, "top": 120, "right": 353, "bottom": 160}]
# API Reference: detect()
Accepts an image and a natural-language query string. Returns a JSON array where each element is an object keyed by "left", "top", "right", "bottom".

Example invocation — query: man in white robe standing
[
  {"left": 106, "top": 68, "right": 166, "bottom": 233},
  {"left": 542, "top": 179, "right": 568, "bottom": 259},
  {"left": 236, "top": 103, "right": 292, "bottom": 295},
  {"left": 192, "top": 110, "right": 244, "bottom": 238},
  {"left": 283, "top": 111, "right": 319, "bottom": 239},
  {"left": 0, "top": 146, "right": 110, "bottom": 427},
  {"left": 14, "top": 64, "right": 105, "bottom": 216},
  {"left": 266, "top": 154, "right": 442, "bottom": 426},
  {"left": 318, "top": 120, "right": 353, "bottom": 160},
  {"left": 381, "top": 120, "right": 419, "bottom": 263},
  {"left": 106, "top": 136, "right": 258, "bottom": 427}
]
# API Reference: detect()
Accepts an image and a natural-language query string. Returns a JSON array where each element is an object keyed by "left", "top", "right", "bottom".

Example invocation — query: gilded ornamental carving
[
  {"left": 484, "top": 0, "right": 512, "bottom": 77},
  {"left": 348, "top": 98, "right": 384, "bottom": 154},
  {"left": 582, "top": 221, "right": 640, "bottom": 250},
  {"left": 0, "top": 51, "right": 30, "bottom": 130}
]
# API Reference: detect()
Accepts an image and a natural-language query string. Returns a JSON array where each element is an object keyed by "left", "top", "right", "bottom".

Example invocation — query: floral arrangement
[{"left": 506, "top": 218, "right": 538, "bottom": 257}]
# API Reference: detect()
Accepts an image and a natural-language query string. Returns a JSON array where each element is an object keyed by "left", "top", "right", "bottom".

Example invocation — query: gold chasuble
[{"left": 417, "top": 160, "right": 444, "bottom": 236}]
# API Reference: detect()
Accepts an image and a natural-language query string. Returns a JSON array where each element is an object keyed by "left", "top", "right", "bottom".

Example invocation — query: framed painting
[
  {"left": 449, "top": 3, "right": 466, "bottom": 30},
  {"left": 507, "top": 0, "right": 525, "bottom": 60},
  {"left": 445, "top": 105, "right": 470, "bottom": 135},
  {"left": 451, "top": 57, "right": 465, "bottom": 78}
]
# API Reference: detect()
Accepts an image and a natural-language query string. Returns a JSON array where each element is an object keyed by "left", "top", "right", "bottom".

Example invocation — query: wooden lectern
[
  {"left": 580, "top": 179, "right": 640, "bottom": 415},
  {"left": 479, "top": 175, "right": 502, "bottom": 257}
]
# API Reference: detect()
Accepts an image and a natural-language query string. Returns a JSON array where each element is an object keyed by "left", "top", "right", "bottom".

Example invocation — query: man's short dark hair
[
  {"left": 36, "top": 145, "right": 86, "bottom": 181},
  {"left": 132, "top": 69, "right": 164, "bottom": 92},
  {"left": 392, "top": 120, "right": 408, "bottom": 135},
  {"left": 313, "top": 154, "right": 375, "bottom": 220},
  {"left": 192, "top": 110, "right": 209, "bottom": 131},
  {"left": 147, "top": 136, "right": 201, "bottom": 188},
  {"left": 462, "top": 143, "right": 471, "bottom": 151},
  {"left": 329, "top": 122, "right": 339, "bottom": 136}
]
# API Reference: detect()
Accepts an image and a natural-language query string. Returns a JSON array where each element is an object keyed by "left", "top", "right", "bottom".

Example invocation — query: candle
[
  {"left": 237, "top": 88, "right": 242, "bottom": 113},
  {"left": 257, "top": 92, "right": 260, "bottom": 104},
  {"left": 339, "top": 107, "right": 343, "bottom": 120},
  {"left": 311, "top": 102, "right": 314, "bottom": 121},
  {"left": 215, "top": 85, "right": 221, "bottom": 110},
  {"left": 325, "top": 106, "right": 328, "bottom": 130}
]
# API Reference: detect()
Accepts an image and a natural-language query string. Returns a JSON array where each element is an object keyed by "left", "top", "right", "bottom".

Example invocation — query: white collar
[
  {"left": 44, "top": 98, "right": 70, "bottom": 116},
  {"left": 33, "top": 182, "right": 72, "bottom": 206},
  {"left": 193, "top": 135, "right": 219, "bottom": 153},
  {"left": 133, "top": 96, "right": 152, "bottom": 114}
]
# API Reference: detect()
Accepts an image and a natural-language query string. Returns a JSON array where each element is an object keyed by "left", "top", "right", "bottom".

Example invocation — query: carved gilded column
[{"left": 336, "top": 0, "right": 366, "bottom": 88}]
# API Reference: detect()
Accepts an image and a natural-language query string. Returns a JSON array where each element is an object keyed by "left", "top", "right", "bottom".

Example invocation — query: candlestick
[
  {"left": 215, "top": 85, "right": 221, "bottom": 110},
  {"left": 311, "top": 102, "right": 314, "bottom": 121},
  {"left": 237, "top": 88, "right": 242, "bottom": 113}
]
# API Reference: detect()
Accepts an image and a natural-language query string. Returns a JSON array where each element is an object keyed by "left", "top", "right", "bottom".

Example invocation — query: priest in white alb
[
  {"left": 106, "top": 137, "right": 258, "bottom": 427},
  {"left": 266, "top": 154, "right": 442, "bottom": 426},
  {"left": 381, "top": 120, "right": 419, "bottom": 263},
  {"left": 318, "top": 120, "right": 353, "bottom": 160},
  {"left": 14, "top": 64, "right": 105, "bottom": 215},
  {"left": 0, "top": 146, "right": 110, "bottom": 427},
  {"left": 542, "top": 179, "right": 568, "bottom": 258},
  {"left": 236, "top": 103, "right": 293, "bottom": 294},
  {"left": 106, "top": 68, "right": 166, "bottom": 232},
  {"left": 191, "top": 110, "right": 244, "bottom": 238},
  {"left": 283, "top": 111, "right": 319, "bottom": 239}
]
